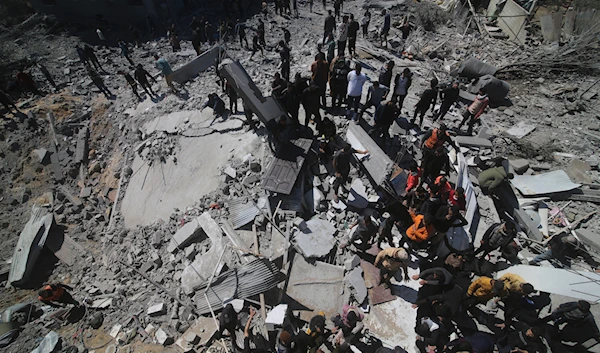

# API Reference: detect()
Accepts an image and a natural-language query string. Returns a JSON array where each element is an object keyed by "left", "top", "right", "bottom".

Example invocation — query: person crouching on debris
[
  {"left": 202, "top": 93, "right": 226, "bottom": 118},
  {"left": 458, "top": 87, "right": 489, "bottom": 135},
  {"left": 375, "top": 247, "right": 410, "bottom": 285},
  {"left": 215, "top": 303, "right": 243, "bottom": 351},
  {"left": 342, "top": 215, "right": 378, "bottom": 252},
  {"left": 332, "top": 304, "right": 365, "bottom": 344},
  {"left": 477, "top": 165, "right": 513, "bottom": 196},
  {"left": 332, "top": 143, "right": 368, "bottom": 203},
  {"left": 38, "top": 283, "right": 80, "bottom": 307}
]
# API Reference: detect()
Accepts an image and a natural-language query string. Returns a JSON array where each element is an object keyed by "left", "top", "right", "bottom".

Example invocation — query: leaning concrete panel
[
  {"left": 172, "top": 46, "right": 223, "bottom": 84},
  {"left": 8, "top": 205, "right": 54, "bottom": 287},
  {"left": 219, "top": 59, "right": 286, "bottom": 124},
  {"left": 345, "top": 123, "right": 393, "bottom": 186}
]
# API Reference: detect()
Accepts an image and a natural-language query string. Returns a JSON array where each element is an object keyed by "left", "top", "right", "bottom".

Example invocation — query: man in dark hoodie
[
  {"left": 434, "top": 81, "right": 459, "bottom": 122},
  {"left": 412, "top": 78, "right": 438, "bottom": 126}
]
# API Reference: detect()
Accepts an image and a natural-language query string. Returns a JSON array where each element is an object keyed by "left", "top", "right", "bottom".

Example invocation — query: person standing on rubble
[
  {"left": 458, "top": 87, "right": 489, "bottom": 135},
  {"left": 134, "top": 64, "right": 157, "bottom": 98},
  {"left": 325, "top": 33, "right": 336, "bottom": 65},
  {"left": 361, "top": 81, "right": 389, "bottom": 114},
  {"left": 118, "top": 39, "right": 135, "bottom": 65},
  {"left": 287, "top": 73, "right": 307, "bottom": 126},
  {"left": 235, "top": 19, "right": 249, "bottom": 48},
  {"left": 433, "top": 81, "right": 459, "bottom": 122},
  {"left": 84, "top": 45, "right": 102, "bottom": 71},
  {"left": 412, "top": 78, "right": 438, "bottom": 127},
  {"left": 374, "top": 247, "right": 410, "bottom": 284},
  {"left": 369, "top": 100, "right": 398, "bottom": 145},
  {"left": 302, "top": 82, "right": 322, "bottom": 126},
  {"left": 420, "top": 123, "right": 456, "bottom": 180},
  {"left": 258, "top": 19, "right": 266, "bottom": 46},
  {"left": 205, "top": 21, "right": 215, "bottom": 45},
  {"left": 154, "top": 54, "right": 175, "bottom": 92},
  {"left": 392, "top": 68, "right": 412, "bottom": 114},
  {"left": 215, "top": 303, "right": 242, "bottom": 351},
  {"left": 361, "top": 9, "right": 371, "bottom": 38},
  {"left": 86, "top": 65, "right": 113, "bottom": 98},
  {"left": 310, "top": 52, "right": 329, "bottom": 108},
  {"left": 118, "top": 70, "right": 141, "bottom": 100},
  {"left": 332, "top": 143, "right": 368, "bottom": 203},
  {"left": 378, "top": 60, "right": 394, "bottom": 88},
  {"left": 474, "top": 221, "right": 517, "bottom": 258},
  {"left": 336, "top": 15, "right": 349, "bottom": 57},
  {"left": 403, "top": 209, "right": 437, "bottom": 247},
  {"left": 347, "top": 14, "right": 360, "bottom": 58},
  {"left": 380, "top": 9, "right": 391, "bottom": 48},
  {"left": 225, "top": 80, "right": 239, "bottom": 113},
  {"left": 38, "top": 283, "right": 80, "bottom": 307},
  {"left": 324, "top": 10, "right": 336, "bottom": 45},
  {"left": 277, "top": 40, "right": 291, "bottom": 82},
  {"left": 76, "top": 45, "right": 89, "bottom": 66},
  {"left": 329, "top": 55, "right": 349, "bottom": 111},
  {"left": 192, "top": 30, "right": 203, "bottom": 55},
  {"left": 342, "top": 214, "right": 379, "bottom": 252},
  {"left": 251, "top": 33, "right": 264, "bottom": 59},
  {"left": 346, "top": 63, "right": 369, "bottom": 122},
  {"left": 0, "top": 89, "right": 20, "bottom": 114}
]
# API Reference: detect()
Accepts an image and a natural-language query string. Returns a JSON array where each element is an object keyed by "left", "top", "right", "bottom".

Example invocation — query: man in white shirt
[
  {"left": 346, "top": 63, "right": 369, "bottom": 122},
  {"left": 337, "top": 16, "right": 349, "bottom": 57}
]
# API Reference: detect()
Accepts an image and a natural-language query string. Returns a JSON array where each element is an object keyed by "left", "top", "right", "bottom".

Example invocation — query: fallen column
[
  {"left": 172, "top": 46, "right": 224, "bottom": 84},
  {"left": 218, "top": 58, "right": 287, "bottom": 125}
]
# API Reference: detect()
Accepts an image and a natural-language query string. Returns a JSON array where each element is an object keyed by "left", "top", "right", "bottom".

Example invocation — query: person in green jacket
[{"left": 477, "top": 166, "right": 513, "bottom": 195}]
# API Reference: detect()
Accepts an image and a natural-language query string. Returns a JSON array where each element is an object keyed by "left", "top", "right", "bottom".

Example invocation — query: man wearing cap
[
  {"left": 374, "top": 247, "right": 410, "bottom": 285},
  {"left": 464, "top": 276, "right": 506, "bottom": 308}
]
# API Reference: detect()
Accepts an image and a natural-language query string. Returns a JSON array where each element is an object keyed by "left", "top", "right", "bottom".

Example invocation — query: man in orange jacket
[
  {"left": 404, "top": 209, "right": 437, "bottom": 245},
  {"left": 38, "top": 283, "right": 80, "bottom": 307}
]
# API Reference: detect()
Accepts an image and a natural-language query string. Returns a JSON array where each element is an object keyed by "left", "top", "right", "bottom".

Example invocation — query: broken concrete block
[
  {"left": 345, "top": 267, "right": 368, "bottom": 304},
  {"left": 344, "top": 254, "right": 361, "bottom": 271},
  {"left": 90, "top": 298, "right": 113, "bottom": 309},
  {"left": 152, "top": 232, "right": 162, "bottom": 247},
  {"left": 250, "top": 161, "right": 261, "bottom": 172},
  {"left": 509, "top": 159, "right": 530, "bottom": 175},
  {"left": 242, "top": 175, "right": 259, "bottom": 187},
  {"left": 140, "top": 262, "right": 155, "bottom": 273},
  {"left": 184, "top": 245, "right": 198, "bottom": 260},
  {"left": 167, "top": 218, "right": 205, "bottom": 253},
  {"left": 530, "top": 163, "right": 551, "bottom": 171},
  {"left": 224, "top": 166, "right": 237, "bottom": 179},
  {"left": 294, "top": 218, "right": 337, "bottom": 258},
  {"left": 347, "top": 179, "right": 369, "bottom": 209},
  {"left": 34, "top": 148, "right": 50, "bottom": 165},
  {"left": 155, "top": 328, "right": 173, "bottom": 345},
  {"left": 80, "top": 187, "right": 92, "bottom": 198},
  {"left": 148, "top": 303, "right": 167, "bottom": 317},
  {"left": 109, "top": 324, "right": 122, "bottom": 338}
]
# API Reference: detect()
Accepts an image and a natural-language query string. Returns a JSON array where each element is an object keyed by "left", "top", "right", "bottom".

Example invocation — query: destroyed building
[{"left": 1, "top": 0, "right": 600, "bottom": 352}]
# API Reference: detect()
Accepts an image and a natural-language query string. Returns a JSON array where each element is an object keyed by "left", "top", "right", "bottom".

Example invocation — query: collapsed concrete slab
[
  {"left": 346, "top": 123, "right": 394, "bottom": 186},
  {"left": 172, "top": 46, "right": 223, "bottom": 84},
  {"left": 218, "top": 58, "right": 286, "bottom": 125},
  {"left": 454, "top": 136, "right": 493, "bottom": 148},
  {"left": 180, "top": 212, "right": 227, "bottom": 295},
  {"left": 167, "top": 218, "right": 206, "bottom": 253},
  {"left": 31, "top": 330, "right": 59, "bottom": 353},
  {"left": 175, "top": 316, "right": 217, "bottom": 351},
  {"left": 293, "top": 218, "right": 337, "bottom": 259},
  {"left": 345, "top": 267, "right": 368, "bottom": 304},
  {"left": 75, "top": 127, "right": 88, "bottom": 164},
  {"left": 286, "top": 255, "right": 345, "bottom": 321},
  {"left": 8, "top": 205, "right": 54, "bottom": 287}
]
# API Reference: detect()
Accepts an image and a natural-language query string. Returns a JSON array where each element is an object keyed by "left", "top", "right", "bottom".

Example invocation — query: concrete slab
[
  {"left": 218, "top": 59, "right": 286, "bottom": 125},
  {"left": 345, "top": 267, "right": 368, "bottom": 304},
  {"left": 167, "top": 218, "right": 205, "bottom": 253},
  {"left": 346, "top": 123, "right": 393, "bottom": 186},
  {"left": 265, "top": 304, "right": 288, "bottom": 330},
  {"left": 75, "top": 127, "right": 88, "bottom": 164},
  {"left": 175, "top": 316, "right": 217, "bottom": 351},
  {"left": 454, "top": 136, "right": 493, "bottom": 148},
  {"left": 509, "top": 158, "right": 530, "bottom": 174},
  {"left": 293, "top": 218, "right": 337, "bottom": 259},
  {"left": 505, "top": 121, "right": 535, "bottom": 138},
  {"left": 121, "top": 110, "right": 260, "bottom": 228},
  {"left": 511, "top": 170, "right": 581, "bottom": 196},
  {"left": 180, "top": 212, "right": 228, "bottom": 294},
  {"left": 31, "top": 331, "right": 59, "bottom": 353},
  {"left": 286, "top": 255, "right": 345, "bottom": 321},
  {"left": 172, "top": 46, "right": 223, "bottom": 84},
  {"left": 347, "top": 179, "right": 369, "bottom": 209}
]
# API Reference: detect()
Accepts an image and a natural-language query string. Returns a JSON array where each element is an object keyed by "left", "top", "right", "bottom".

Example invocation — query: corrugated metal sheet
[
  {"left": 262, "top": 138, "right": 312, "bottom": 195},
  {"left": 193, "top": 258, "right": 282, "bottom": 314},
  {"left": 228, "top": 197, "right": 260, "bottom": 229}
]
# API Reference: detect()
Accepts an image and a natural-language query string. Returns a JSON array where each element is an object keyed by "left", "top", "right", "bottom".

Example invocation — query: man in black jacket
[
  {"left": 434, "top": 81, "right": 459, "bottom": 122},
  {"left": 412, "top": 78, "right": 438, "bottom": 127}
]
